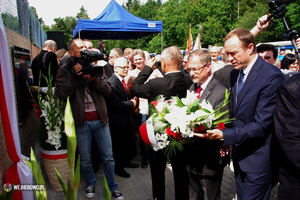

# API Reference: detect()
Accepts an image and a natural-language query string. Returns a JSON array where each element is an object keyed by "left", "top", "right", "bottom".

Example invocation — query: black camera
[
  {"left": 66, "top": 50, "right": 104, "bottom": 77},
  {"left": 268, "top": 0, "right": 291, "bottom": 10}
]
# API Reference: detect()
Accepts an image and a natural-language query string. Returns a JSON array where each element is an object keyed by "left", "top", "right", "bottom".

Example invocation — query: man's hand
[
  {"left": 194, "top": 129, "right": 223, "bottom": 140},
  {"left": 131, "top": 98, "right": 137, "bottom": 107},
  {"left": 73, "top": 63, "right": 83, "bottom": 75},
  {"left": 146, "top": 57, "right": 157, "bottom": 70},
  {"left": 296, "top": 38, "right": 300, "bottom": 50},
  {"left": 83, "top": 74, "right": 96, "bottom": 82},
  {"left": 250, "top": 14, "right": 272, "bottom": 38}
]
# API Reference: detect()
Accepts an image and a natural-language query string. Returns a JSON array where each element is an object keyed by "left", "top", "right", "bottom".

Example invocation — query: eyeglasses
[
  {"left": 116, "top": 66, "right": 130, "bottom": 70},
  {"left": 210, "top": 52, "right": 218, "bottom": 55},
  {"left": 187, "top": 63, "right": 208, "bottom": 73}
]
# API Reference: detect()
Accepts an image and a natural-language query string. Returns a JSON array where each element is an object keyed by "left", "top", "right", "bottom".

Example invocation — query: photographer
[{"left": 55, "top": 39, "right": 124, "bottom": 200}]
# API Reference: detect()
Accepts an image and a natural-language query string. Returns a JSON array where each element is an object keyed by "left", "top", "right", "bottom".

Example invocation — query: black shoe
[
  {"left": 125, "top": 161, "right": 139, "bottom": 168},
  {"left": 85, "top": 186, "right": 95, "bottom": 199},
  {"left": 116, "top": 170, "right": 130, "bottom": 178},
  {"left": 141, "top": 160, "right": 148, "bottom": 169}
]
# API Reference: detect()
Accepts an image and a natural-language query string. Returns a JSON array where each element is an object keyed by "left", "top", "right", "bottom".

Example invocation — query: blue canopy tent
[{"left": 73, "top": 0, "right": 163, "bottom": 49}]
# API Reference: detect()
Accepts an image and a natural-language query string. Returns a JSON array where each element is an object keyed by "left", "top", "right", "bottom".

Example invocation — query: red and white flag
[
  {"left": 0, "top": 16, "right": 33, "bottom": 200},
  {"left": 186, "top": 23, "right": 193, "bottom": 53},
  {"left": 139, "top": 116, "right": 157, "bottom": 145}
]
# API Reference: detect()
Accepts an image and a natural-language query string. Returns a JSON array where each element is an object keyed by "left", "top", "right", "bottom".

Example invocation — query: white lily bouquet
[
  {"left": 139, "top": 89, "right": 234, "bottom": 157},
  {"left": 29, "top": 66, "right": 67, "bottom": 151}
]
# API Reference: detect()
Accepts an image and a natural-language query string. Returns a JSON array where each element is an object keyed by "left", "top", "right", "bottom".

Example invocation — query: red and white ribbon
[
  {"left": 0, "top": 17, "right": 33, "bottom": 200},
  {"left": 139, "top": 116, "right": 157, "bottom": 145}
]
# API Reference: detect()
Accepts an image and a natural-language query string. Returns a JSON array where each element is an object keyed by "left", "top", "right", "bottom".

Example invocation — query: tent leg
[{"left": 161, "top": 32, "right": 163, "bottom": 52}]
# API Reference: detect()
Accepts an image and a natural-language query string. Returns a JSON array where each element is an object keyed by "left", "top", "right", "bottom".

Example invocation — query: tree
[{"left": 76, "top": 6, "right": 90, "bottom": 20}]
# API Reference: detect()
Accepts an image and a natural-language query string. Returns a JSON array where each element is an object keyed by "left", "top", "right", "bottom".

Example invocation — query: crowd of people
[{"left": 30, "top": 14, "right": 300, "bottom": 200}]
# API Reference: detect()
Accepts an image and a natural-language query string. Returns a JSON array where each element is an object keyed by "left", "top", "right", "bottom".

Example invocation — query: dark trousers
[
  {"left": 110, "top": 125, "right": 133, "bottom": 172},
  {"left": 149, "top": 148, "right": 189, "bottom": 200},
  {"left": 234, "top": 162, "right": 272, "bottom": 200},
  {"left": 187, "top": 166, "right": 224, "bottom": 200}
]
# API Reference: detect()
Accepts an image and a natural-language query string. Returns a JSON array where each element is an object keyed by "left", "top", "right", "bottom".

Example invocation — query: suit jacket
[
  {"left": 223, "top": 56, "right": 284, "bottom": 173},
  {"left": 274, "top": 73, "right": 300, "bottom": 199},
  {"left": 31, "top": 50, "right": 59, "bottom": 87},
  {"left": 188, "top": 76, "right": 229, "bottom": 171},
  {"left": 104, "top": 62, "right": 114, "bottom": 78},
  {"left": 105, "top": 74, "right": 134, "bottom": 130},
  {"left": 213, "top": 64, "right": 234, "bottom": 88},
  {"left": 130, "top": 66, "right": 190, "bottom": 101}
]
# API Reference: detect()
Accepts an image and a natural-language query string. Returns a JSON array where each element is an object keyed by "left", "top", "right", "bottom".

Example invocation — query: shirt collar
[
  {"left": 115, "top": 73, "right": 124, "bottom": 82},
  {"left": 242, "top": 54, "right": 258, "bottom": 81},
  {"left": 198, "top": 74, "right": 213, "bottom": 91}
]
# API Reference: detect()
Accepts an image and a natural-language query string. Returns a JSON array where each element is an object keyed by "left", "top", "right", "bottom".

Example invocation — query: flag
[
  {"left": 0, "top": 16, "right": 33, "bottom": 200},
  {"left": 193, "top": 33, "right": 202, "bottom": 50},
  {"left": 139, "top": 116, "right": 157, "bottom": 145},
  {"left": 186, "top": 23, "right": 193, "bottom": 53},
  {"left": 193, "top": 24, "right": 202, "bottom": 50}
]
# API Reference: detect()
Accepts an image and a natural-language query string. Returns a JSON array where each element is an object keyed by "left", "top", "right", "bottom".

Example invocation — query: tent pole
[
  {"left": 79, "top": 31, "right": 81, "bottom": 39},
  {"left": 161, "top": 32, "right": 163, "bottom": 52}
]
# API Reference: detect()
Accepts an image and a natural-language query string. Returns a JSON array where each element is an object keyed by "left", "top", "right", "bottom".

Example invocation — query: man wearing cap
[{"left": 105, "top": 57, "right": 139, "bottom": 178}]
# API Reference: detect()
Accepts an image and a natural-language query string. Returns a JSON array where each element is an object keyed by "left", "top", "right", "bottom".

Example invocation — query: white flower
[
  {"left": 155, "top": 133, "right": 162, "bottom": 141},
  {"left": 153, "top": 145, "right": 162, "bottom": 151},
  {"left": 160, "top": 133, "right": 168, "bottom": 141},
  {"left": 181, "top": 90, "right": 198, "bottom": 106},
  {"left": 199, "top": 100, "right": 214, "bottom": 113}
]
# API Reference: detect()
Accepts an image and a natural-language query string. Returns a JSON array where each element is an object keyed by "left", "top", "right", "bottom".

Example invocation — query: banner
[
  {"left": 186, "top": 23, "right": 193, "bottom": 53},
  {"left": 193, "top": 33, "right": 201, "bottom": 50},
  {"left": 0, "top": 16, "right": 33, "bottom": 200}
]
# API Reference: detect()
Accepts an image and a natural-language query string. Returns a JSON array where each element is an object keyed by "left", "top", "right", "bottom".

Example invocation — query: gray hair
[
  {"left": 188, "top": 49, "right": 211, "bottom": 65},
  {"left": 133, "top": 49, "right": 145, "bottom": 58},
  {"left": 161, "top": 46, "right": 183, "bottom": 66},
  {"left": 109, "top": 48, "right": 123, "bottom": 58},
  {"left": 43, "top": 40, "right": 57, "bottom": 51}
]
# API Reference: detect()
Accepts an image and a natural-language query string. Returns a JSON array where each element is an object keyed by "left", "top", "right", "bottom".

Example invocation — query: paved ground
[{"left": 35, "top": 139, "right": 279, "bottom": 200}]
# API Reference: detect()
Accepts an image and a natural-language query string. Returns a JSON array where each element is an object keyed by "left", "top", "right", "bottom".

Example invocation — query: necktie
[
  {"left": 122, "top": 79, "right": 128, "bottom": 100},
  {"left": 196, "top": 85, "right": 202, "bottom": 99},
  {"left": 122, "top": 79, "right": 127, "bottom": 93},
  {"left": 237, "top": 71, "right": 245, "bottom": 95}
]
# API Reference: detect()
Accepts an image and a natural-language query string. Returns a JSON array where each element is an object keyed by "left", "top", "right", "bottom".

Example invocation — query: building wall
[{"left": 0, "top": 27, "right": 40, "bottom": 194}]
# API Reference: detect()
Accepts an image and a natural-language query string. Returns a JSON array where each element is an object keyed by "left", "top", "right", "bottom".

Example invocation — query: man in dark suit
[
  {"left": 31, "top": 40, "right": 59, "bottom": 88},
  {"left": 196, "top": 28, "right": 284, "bottom": 200},
  {"left": 274, "top": 73, "right": 300, "bottom": 200},
  {"left": 213, "top": 54, "right": 233, "bottom": 88},
  {"left": 105, "top": 57, "right": 139, "bottom": 178},
  {"left": 130, "top": 46, "right": 191, "bottom": 200},
  {"left": 186, "top": 49, "right": 229, "bottom": 200},
  {"left": 104, "top": 48, "right": 123, "bottom": 78}
]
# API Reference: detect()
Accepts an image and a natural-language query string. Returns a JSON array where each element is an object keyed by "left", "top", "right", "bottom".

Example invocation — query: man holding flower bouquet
[
  {"left": 130, "top": 46, "right": 191, "bottom": 200},
  {"left": 197, "top": 29, "right": 284, "bottom": 200},
  {"left": 186, "top": 49, "right": 229, "bottom": 200}
]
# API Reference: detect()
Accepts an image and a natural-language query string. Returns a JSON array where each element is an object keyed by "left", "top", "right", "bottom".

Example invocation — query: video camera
[
  {"left": 66, "top": 49, "right": 104, "bottom": 77},
  {"left": 268, "top": 0, "right": 291, "bottom": 10}
]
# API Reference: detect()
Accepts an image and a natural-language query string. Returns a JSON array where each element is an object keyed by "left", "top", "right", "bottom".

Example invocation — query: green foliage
[
  {"left": 40, "top": 0, "right": 300, "bottom": 52},
  {"left": 54, "top": 97, "right": 80, "bottom": 200},
  {"left": 1, "top": 13, "right": 19, "bottom": 34},
  {"left": 0, "top": 187, "right": 14, "bottom": 200},
  {"left": 76, "top": 6, "right": 90, "bottom": 19},
  {"left": 23, "top": 147, "right": 47, "bottom": 200},
  {"left": 103, "top": 174, "right": 112, "bottom": 200}
]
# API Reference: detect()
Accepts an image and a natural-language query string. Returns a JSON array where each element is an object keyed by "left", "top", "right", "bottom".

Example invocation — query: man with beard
[{"left": 186, "top": 49, "right": 229, "bottom": 200}]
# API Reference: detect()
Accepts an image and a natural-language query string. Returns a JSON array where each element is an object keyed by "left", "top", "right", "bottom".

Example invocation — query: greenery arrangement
[
  {"left": 24, "top": 97, "right": 112, "bottom": 200},
  {"left": 27, "top": 66, "right": 67, "bottom": 151},
  {"left": 54, "top": 97, "right": 80, "bottom": 199}
]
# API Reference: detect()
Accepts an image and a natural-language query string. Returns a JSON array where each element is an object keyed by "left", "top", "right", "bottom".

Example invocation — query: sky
[{"left": 27, "top": 0, "right": 149, "bottom": 26}]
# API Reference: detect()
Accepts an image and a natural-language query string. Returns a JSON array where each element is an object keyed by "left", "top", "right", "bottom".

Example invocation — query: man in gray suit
[{"left": 186, "top": 49, "right": 229, "bottom": 200}]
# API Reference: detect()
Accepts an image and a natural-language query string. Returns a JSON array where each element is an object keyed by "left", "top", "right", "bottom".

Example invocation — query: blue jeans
[{"left": 76, "top": 120, "right": 118, "bottom": 191}]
